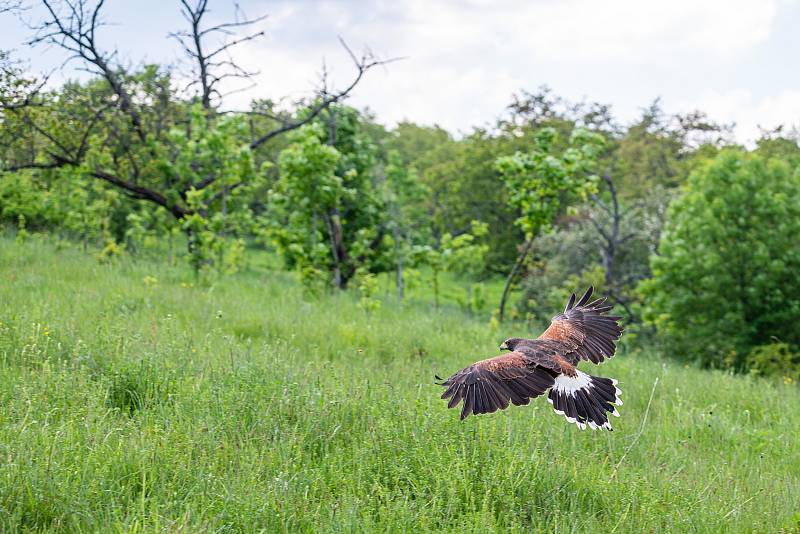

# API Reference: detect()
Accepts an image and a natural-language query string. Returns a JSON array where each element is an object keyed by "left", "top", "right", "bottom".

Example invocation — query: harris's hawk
[{"left": 436, "top": 287, "right": 623, "bottom": 430}]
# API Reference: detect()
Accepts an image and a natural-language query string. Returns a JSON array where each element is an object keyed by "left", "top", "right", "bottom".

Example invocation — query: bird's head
[{"left": 499, "top": 337, "right": 523, "bottom": 351}]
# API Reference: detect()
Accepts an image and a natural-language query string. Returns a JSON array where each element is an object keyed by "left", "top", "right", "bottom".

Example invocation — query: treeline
[{"left": 1, "top": 1, "right": 800, "bottom": 380}]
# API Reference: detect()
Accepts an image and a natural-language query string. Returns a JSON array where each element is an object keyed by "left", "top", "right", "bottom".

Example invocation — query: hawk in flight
[{"left": 437, "top": 287, "right": 623, "bottom": 430}]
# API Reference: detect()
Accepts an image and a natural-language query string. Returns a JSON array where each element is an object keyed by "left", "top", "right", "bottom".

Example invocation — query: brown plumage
[{"left": 436, "top": 287, "right": 624, "bottom": 430}]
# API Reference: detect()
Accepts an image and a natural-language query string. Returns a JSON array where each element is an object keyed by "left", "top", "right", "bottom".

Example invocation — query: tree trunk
[
  {"left": 498, "top": 237, "right": 535, "bottom": 322},
  {"left": 324, "top": 213, "right": 343, "bottom": 289},
  {"left": 392, "top": 222, "right": 405, "bottom": 300},
  {"left": 325, "top": 209, "right": 350, "bottom": 289},
  {"left": 396, "top": 247, "right": 405, "bottom": 300},
  {"left": 217, "top": 189, "right": 228, "bottom": 270},
  {"left": 432, "top": 268, "right": 440, "bottom": 309}
]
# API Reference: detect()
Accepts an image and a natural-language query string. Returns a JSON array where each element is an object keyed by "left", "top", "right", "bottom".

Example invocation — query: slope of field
[{"left": 1, "top": 237, "right": 798, "bottom": 532}]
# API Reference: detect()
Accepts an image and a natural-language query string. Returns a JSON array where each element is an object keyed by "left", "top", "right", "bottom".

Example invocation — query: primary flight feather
[{"left": 436, "top": 286, "right": 624, "bottom": 430}]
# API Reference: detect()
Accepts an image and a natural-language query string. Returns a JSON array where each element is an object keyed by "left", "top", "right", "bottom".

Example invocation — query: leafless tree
[{"left": 169, "top": 0, "right": 266, "bottom": 111}]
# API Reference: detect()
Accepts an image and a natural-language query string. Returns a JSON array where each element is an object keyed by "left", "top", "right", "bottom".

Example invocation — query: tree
[
  {"left": 583, "top": 174, "right": 671, "bottom": 319},
  {"left": 394, "top": 125, "right": 536, "bottom": 276},
  {"left": 640, "top": 150, "right": 800, "bottom": 370},
  {"left": 753, "top": 127, "right": 800, "bottom": 168},
  {"left": 267, "top": 108, "right": 389, "bottom": 290},
  {"left": 0, "top": 0, "right": 388, "bottom": 264},
  {"left": 384, "top": 122, "right": 452, "bottom": 166},
  {"left": 495, "top": 127, "right": 604, "bottom": 321}
]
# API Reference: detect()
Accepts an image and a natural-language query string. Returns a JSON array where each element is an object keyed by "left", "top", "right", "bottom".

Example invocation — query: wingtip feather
[
  {"left": 565, "top": 293, "right": 577, "bottom": 312},
  {"left": 576, "top": 286, "right": 594, "bottom": 307}
]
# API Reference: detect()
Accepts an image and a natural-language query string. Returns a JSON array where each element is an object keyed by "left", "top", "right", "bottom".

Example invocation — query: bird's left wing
[
  {"left": 537, "top": 286, "right": 623, "bottom": 364},
  {"left": 437, "top": 351, "right": 555, "bottom": 420}
]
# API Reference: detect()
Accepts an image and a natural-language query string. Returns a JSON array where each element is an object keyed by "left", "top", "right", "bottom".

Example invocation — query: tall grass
[{"left": 0, "top": 236, "right": 798, "bottom": 532}]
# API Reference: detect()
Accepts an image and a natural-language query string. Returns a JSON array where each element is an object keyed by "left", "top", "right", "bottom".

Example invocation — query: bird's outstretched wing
[
  {"left": 437, "top": 351, "right": 555, "bottom": 420},
  {"left": 537, "top": 286, "right": 623, "bottom": 364}
]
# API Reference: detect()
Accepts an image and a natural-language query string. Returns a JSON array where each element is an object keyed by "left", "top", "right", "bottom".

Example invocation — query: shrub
[
  {"left": 641, "top": 150, "right": 800, "bottom": 371},
  {"left": 746, "top": 342, "right": 800, "bottom": 384}
]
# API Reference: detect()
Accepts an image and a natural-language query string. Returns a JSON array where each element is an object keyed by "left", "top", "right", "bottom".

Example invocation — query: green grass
[{"left": 0, "top": 236, "right": 798, "bottom": 533}]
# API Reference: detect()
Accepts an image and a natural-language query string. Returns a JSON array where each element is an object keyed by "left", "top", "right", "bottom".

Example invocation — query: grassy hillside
[{"left": 1, "top": 236, "right": 798, "bottom": 532}]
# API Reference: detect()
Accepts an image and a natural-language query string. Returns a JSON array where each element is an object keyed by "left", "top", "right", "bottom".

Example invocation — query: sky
[{"left": 2, "top": 0, "right": 799, "bottom": 143}]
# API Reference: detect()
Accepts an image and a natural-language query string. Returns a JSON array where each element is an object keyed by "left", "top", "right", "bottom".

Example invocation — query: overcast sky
[{"left": 3, "top": 0, "right": 799, "bottom": 142}]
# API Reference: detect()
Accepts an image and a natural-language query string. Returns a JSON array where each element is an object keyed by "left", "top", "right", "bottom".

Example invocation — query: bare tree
[
  {"left": 586, "top": 174, "right": 670, "bottom": 319},
  {"left": 3, "top": 0, "right": 391, "bottom": 222},
  {"left": 169, "top": 0, "right": 266, "bottom": 111}
]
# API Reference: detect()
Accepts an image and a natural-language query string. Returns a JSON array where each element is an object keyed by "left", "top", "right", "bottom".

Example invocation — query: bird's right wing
[{"left": 437, "top": 351, "right": 555, "bottom": 420}]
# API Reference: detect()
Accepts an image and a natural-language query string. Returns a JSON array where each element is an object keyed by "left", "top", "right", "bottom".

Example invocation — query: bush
[
  {"left": 641, "top": 150, "right": 800, "bottom": 371},
  {"left": 746, "top": 343, "right": 800, "bottom": 384}
]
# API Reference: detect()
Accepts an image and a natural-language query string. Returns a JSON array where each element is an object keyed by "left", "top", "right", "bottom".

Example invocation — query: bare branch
[
  {"left": 170, "top": 0, "right": 266, "bottom": 110},
  {"left": 0, "top": 0, "right": 24, "bottom": 14},
  {"left": 3, "top": 160, "right": 69, "bottom": 172},
  {"left": 206, "top": 181, "right": 244, "bottom": 205},
  {"left": 250, "top": 39, "right": 403, "bottom": 148},
  {"left": 198, "top": 14, "right": 267, "bottom": 37},
  {"left": 29, "top": 0, "right": 148, "bottom": 142}
]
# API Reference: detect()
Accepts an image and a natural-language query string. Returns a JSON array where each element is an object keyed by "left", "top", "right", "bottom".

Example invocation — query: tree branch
[
  {"left": 250, "top": 38, "right": 402, "bottom": 148},
  {"left": 30, "top": 0, "right": 148, "bottom": 142},
  {"left": 170, "top": 0, "right": 266, "bottom": 110}
]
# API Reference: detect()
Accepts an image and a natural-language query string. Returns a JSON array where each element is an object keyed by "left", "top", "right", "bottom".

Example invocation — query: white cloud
[
  {"left": 10, "top": 0, "right": 795, "bottom": 141},
  {"left": 219, "top": 0, "right": 790, "bottom": 138}
]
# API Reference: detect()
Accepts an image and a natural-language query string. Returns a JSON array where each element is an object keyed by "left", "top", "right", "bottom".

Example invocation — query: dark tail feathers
[{"left": 547, "top": 370, "right": 622, "bottom": 430}]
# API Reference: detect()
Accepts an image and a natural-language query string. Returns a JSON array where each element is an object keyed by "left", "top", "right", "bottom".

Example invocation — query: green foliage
[
  {"left": 125, "top": 209, "right": 180, "bottom": 257},
  {"left": 494, "top": 126, "right": 605, "bottom": 321},
  {"left": 14, "top": 214, "right": 27, "bottom": 243},
  {"left": 388, "top": 120, "right": 562, "bottom": 274},
  {"left": 382, "top": 149, "right": 431, "bottom": 298},
  {"left": 61, "top": 173, "right": 124, "bottom": 246},
  {"left": 172, "top": 107, "right": 261, "bottom": 273},
  {"left": 1, "top": 67, "right": 263, "bottom": 271},
  {"left": 641, "top": 150, "right": 800, "bottom": 370},
  {"left": 356, "top": 268, "right": 381, "bottom": 314},
  {"left": 496, "top": 127, "right": 605, "bottom": 238},
  {"left": 753, "top": 131, "right": 800, "bottom": 169},
  {"left": 413, "top": 220, "right": 488, "bottom": 308},
  {"left": 746, "top": 343, "right": 800, "bottom": 384},
  {"left": 95, "top": 238, "right": 124, "bottom": 264},
  {"left": 611, "top": 102, "right": 686, "bottom": 197},
  {"left": 610, "top": 101, "right": 731, "bottom": 198},
  {"left": 268, "top": 123, "right": 343, "bottom": 275},
  {"left": 518, "top": 183, "right": 671, "bottom": 323},
  {"left": 0, "top": 172, "right": 60, "bottom": 228}
]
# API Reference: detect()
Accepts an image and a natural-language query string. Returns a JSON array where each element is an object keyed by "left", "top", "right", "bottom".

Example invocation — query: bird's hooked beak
[{"left": 499, "top": 340, "right": 509, "bottom": 351}]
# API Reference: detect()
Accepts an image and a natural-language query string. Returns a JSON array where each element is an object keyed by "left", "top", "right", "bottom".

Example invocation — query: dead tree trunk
[{"left": 498, "top": 237, "right": 535, "bottom": 322}]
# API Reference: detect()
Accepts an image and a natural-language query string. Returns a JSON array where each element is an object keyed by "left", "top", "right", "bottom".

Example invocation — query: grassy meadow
[{"left": 1, "top": 236, "right": 799, "bottom": 532}]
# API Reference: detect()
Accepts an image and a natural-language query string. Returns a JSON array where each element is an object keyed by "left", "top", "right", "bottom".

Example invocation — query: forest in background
[{"left": 2, "top": 0, "right": 800, "bottom": 380}]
